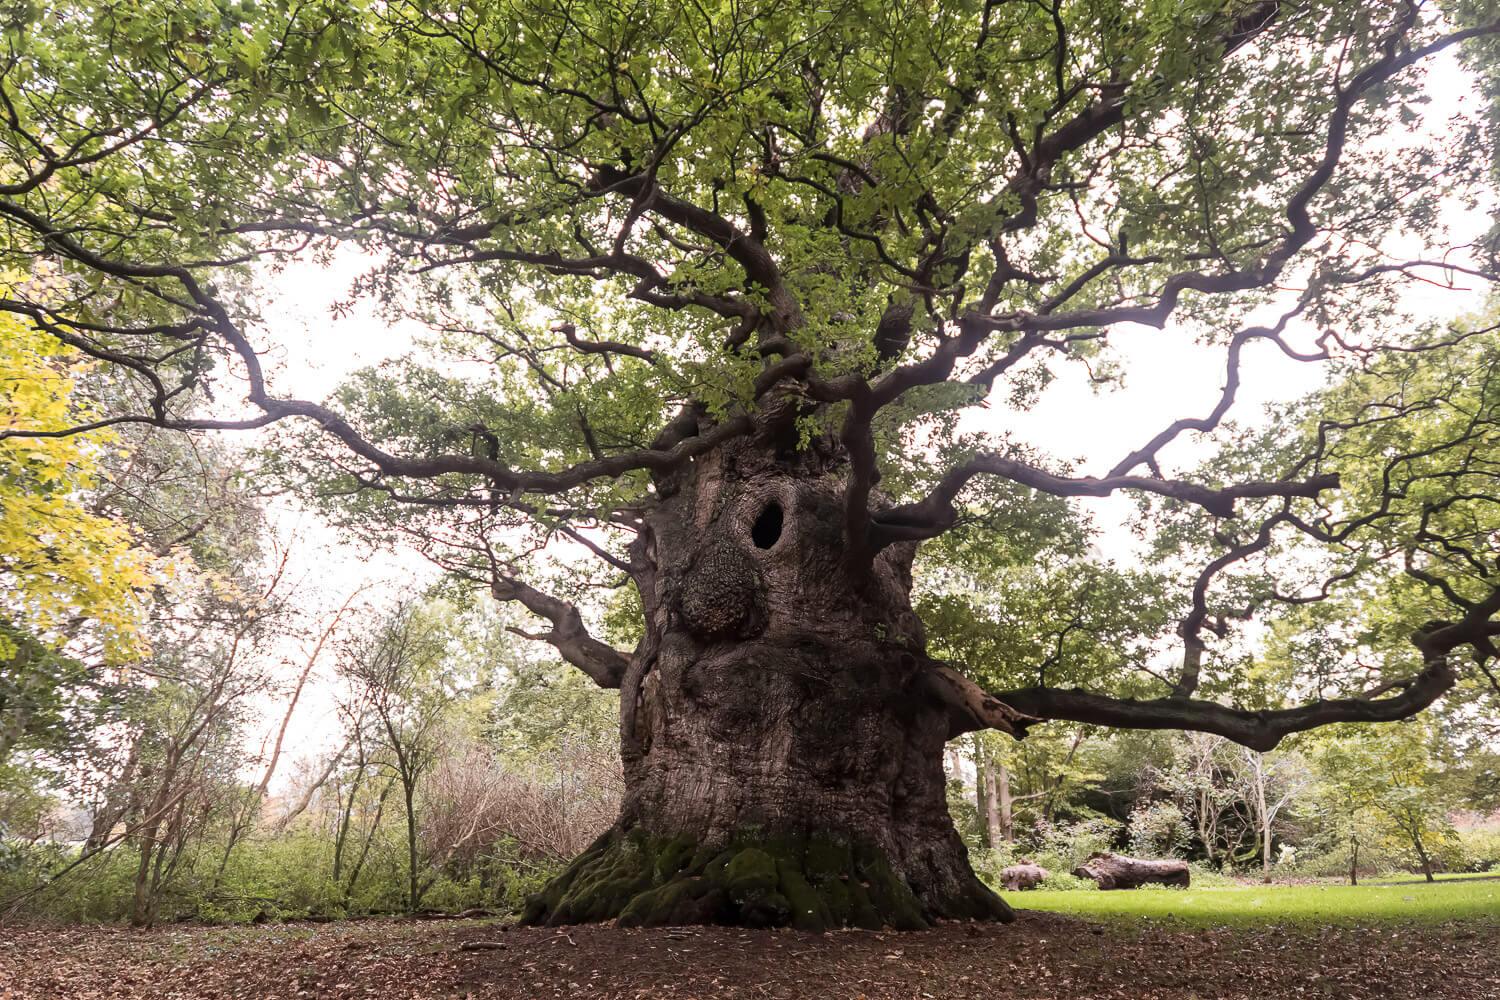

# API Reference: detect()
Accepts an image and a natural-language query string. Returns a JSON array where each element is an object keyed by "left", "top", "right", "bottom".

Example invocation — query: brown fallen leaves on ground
[{"left": 1, "top": 910, "right": 1497, "bottom": 1000}]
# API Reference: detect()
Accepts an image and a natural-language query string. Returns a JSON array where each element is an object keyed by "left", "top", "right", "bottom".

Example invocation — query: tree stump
[
  {"left": 1071, "top": 852, "right": 1190, "bottom": 890},
  {"left": 999, "top": 862, "right": 1050, "bottom": 891}
]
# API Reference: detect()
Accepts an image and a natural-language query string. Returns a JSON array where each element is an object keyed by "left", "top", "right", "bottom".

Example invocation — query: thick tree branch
[
  {"left": 998, "top": 660, "right": 1456, "bottom": 753},
  {"left": 489, "top": 574, "right": 628, "bottom": 689},
  {"left": 989, "top": 593, "right": 1500, "bottom": 751},
  {"left": 923, "top": 662, "right": 1036, "bottom": 740},
  {"left": 870, "top": 458, "right": 1338, "bottom": 550}
]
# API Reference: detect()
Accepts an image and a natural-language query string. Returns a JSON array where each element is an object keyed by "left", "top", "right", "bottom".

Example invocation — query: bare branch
[
  {"left": 488, "top": 573, "right": 628, "bottom": 690},
  {"left": 871, "top": 457, "right": 1337, "bottom": 550}
]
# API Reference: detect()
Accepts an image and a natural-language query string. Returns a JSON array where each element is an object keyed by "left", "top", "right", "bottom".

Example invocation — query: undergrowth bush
[
  {"left": 1456, "top": 827, "right": 1500, "bottom": 872},
  {"left": 1034, "top": 871, "right": 1098, "bottom": 892},
  {"left": 0, "top": 832, "right": 569, "bottom": 924},
  {"left": 1027, "top": 816, "right": 1125, "bottom": 873}
]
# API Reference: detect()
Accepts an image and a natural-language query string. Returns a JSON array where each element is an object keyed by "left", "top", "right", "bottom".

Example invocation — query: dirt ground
[{"left": 2, "top": 910, "right": 1498, "bottom": 1000}]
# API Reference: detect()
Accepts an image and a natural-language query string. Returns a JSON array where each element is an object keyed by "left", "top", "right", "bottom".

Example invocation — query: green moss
[
  {"left": 653, "top": 834, "right": 699, "bottom": 881},
  {"left": 804, "top": 836, "right": 853, "bottom": 881},
  {"left": 815, "top": 873, "right": 854, "bottom": 925},
  {"left": 777, "top": 862, "right": 832, "bottom": 931},
  {"left": 617, "top": 877, "right": 726, "bottom": 927},
  {"left": 843, "top": 873, "right": 885, "bottom": 929},
  {"left": 699, "top": 848, "right": 734, "bottom": 883},
  {"left": 723, "top": 848, "right": 779, "bottom": 892},
  {"left": 853, "top": 842, "right": 928, "bottom": 930},
  {"left": 686, "top": 844, "right": 723, "bottom": 873},
  {"left": 522, "top": 827, "right": 984, "bottom": 933}
]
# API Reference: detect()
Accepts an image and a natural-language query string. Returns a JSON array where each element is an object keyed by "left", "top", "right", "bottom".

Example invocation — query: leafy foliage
[{"left": 0, "top": 297, "right": 153, "bottom": 661}]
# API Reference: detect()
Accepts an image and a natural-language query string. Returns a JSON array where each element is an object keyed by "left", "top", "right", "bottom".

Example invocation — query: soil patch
[{"left": 1, "top": 910, "right": 1497, "bottom": 999}]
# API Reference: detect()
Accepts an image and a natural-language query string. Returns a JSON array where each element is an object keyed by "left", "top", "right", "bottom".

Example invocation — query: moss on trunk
[{"left": 521, "top": 827, "right": 1012, "bottom": 931}]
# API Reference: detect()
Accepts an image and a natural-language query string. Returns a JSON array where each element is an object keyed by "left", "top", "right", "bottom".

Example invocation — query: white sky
[{"left": 218, "top": 50, "right": 1492, "bottom": 790}]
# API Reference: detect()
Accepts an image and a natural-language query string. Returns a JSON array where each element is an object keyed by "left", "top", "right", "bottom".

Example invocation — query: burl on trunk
[{"left": 521, "top": 433, "right": 1013, "bottom": 931}]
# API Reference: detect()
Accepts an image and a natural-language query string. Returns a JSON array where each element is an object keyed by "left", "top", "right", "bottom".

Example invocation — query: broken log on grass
[
  {"left": 999, "top": 862, "right": 1050, "bottom": 891},
  {"left": 1071, "top": 853, "right": 1190, "bottom": 890}
]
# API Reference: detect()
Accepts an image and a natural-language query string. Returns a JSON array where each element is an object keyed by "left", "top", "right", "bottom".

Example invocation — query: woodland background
[{"left": 2, "top": 310, "right": 1496, "bottom": 926}]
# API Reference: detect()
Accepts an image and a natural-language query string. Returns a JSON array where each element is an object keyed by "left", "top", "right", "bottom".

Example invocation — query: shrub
[
  {"left": 1456, "top": 826, "right": 1500, "bottom": 872},
  {"left": 1026, "top": 816, "right": 1125, "bottom": 873},
  {"left": 1127, "top": 801, "right": 1190, "bottom": 859},
  {"left": 1034, "top": 871, "right": 1098, "bottom": 892},
  {"left": 0, "top": 843, "right": 139, "bottom": 923},
  {"left": 968, "top": 844, "right": 1020, "bottom": 888}
]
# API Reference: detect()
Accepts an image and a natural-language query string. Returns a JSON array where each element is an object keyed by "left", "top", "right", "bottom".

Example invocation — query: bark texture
[
  {"left": 521, "top": 430, "right": 1010, "bottom": 930},
  {"left": 1071, "top": 852, "right": 1191, "bottom": 890}
]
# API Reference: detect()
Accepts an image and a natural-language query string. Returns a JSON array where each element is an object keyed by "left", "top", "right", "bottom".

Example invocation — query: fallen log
[
  {"left": 414, "top": 907, "right": 500, "bottom": 920},
  {"left": 1071, "top": 852, "right": 1190, "bottom": 890},
  {"left": 999, "top": 862, "right": 1050, "bottom": 891}
]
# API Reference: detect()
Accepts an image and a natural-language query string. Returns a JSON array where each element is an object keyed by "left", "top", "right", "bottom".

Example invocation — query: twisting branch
[
  {"left": 488, "top": 570, "right": 629, "bottom": 690},
  {"left": 986, "top": 586, "right": 1500, "bottom": 751},
  {"left": 870, "top": 457, "right": 1338, "bottom": 550},
  {"left": 832, "top": 8, "right": 1500, "bottom": 567},
  {"left": 996, "top": 658, "right": 1456, "bottom": 754}
]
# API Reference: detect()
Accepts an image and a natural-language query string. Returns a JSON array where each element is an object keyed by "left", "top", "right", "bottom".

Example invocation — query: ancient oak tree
[{"left": 4, "top": 1, "right": 1500, "bottom": 928}]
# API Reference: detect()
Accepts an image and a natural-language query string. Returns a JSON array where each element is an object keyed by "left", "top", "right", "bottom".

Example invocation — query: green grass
[
  {"left": 1373, "top": 870, "right": 1496, "bottom": 884},
  {"left": 1015, "top": 875, "right": 1500, "bottom": 927}
]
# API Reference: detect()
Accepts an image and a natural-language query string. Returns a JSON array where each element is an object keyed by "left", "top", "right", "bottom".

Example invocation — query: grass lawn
[{"left": 1015, "top": 875, "right": 1500, "bottom": 927}]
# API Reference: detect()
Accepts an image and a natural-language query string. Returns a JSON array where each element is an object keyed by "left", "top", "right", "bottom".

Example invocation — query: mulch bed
[{"left": 2, "top": 910, "right": 1497, "bottom": 999}]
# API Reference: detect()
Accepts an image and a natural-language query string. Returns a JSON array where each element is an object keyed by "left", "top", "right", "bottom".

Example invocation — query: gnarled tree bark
[{"left": 520, "top": 429, "right": 1020, "bottom": 931}]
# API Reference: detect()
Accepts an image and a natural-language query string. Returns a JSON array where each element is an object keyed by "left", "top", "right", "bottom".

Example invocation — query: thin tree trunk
[
  {"left": 995, "top": 761, "right": 1013, "bottom": 843},
  {"left": 130, "top": 823, "right": 158, "bottom": 928},
  {"left": 1411, "top": 828, "right": 1434, "bottom": 882},
  {"left": 344, "top": 780, "right": 393, "bottom": 902},
  {"left": 403, "top": 770, "right": 420, "bottom": 912},
  {"left": 1350, "top": 827, "right": 1360, "bottom": 886},
  {"left": 1254, "top": 758, "right": 1272, "bottom": 883},
  {"left": 979, "top": 757, "right": 1003, "bottom": 848},
  {"left": 332, "top": 765, "right": 366, "bottom": 885},
  {"left": 1197, "top": 788, "right": 1216, "bottom": 868}
]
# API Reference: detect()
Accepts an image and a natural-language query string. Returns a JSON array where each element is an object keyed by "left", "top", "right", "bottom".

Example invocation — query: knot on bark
[{"left": 678, "top": 541, "right": 767, "bottom": 639}]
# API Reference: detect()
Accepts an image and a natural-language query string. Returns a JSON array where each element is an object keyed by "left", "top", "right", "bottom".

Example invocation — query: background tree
[
  {"left": 1308, "top": 722, "right": 1460, "bottom": 884},
  {"left": 1158, "top": 733, "right": 1246, "bottom": 870},
  {"left": 341, "top": 600, "right": 466, "bottom": 914},
  {"left": 1226, "top": 745, "right": 1311, "bottom": 882},
  {"left": 0, "top": 290, "right": 154, "bottom": 664},
  {"left": 3, "top": 0, "right": 1500, "bottom": 930}
]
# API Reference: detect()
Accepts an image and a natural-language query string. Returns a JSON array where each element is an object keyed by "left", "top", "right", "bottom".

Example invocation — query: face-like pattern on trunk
[
  {"left": 652, "top": 439, "right": 924, "bottom": 652},
  {"left": 523, "top": 432, "right": 1009, "bottom": 928},
  {"left": 625, "top": 436, "right": 941, "bottom": 844}
]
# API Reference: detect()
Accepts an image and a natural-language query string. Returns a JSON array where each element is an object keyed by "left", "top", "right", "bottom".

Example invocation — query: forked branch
[{"left": 489, "top": 574, "right": 629, "bottom": 689}]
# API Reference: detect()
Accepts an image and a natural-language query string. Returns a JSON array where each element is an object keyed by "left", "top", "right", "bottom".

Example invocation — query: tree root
[{"left": 520, "top": 827, "right": 1012, "bottom": 931}]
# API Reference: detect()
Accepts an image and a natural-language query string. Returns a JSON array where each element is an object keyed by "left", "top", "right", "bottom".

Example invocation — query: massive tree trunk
[{"left": 521, "top": 432, "right": 1011, "bottom": 931}]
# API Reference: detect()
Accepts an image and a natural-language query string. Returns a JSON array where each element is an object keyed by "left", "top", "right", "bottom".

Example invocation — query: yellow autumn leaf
[{"left": 0, "top": 276, "right": 157, "bottom": 661}]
